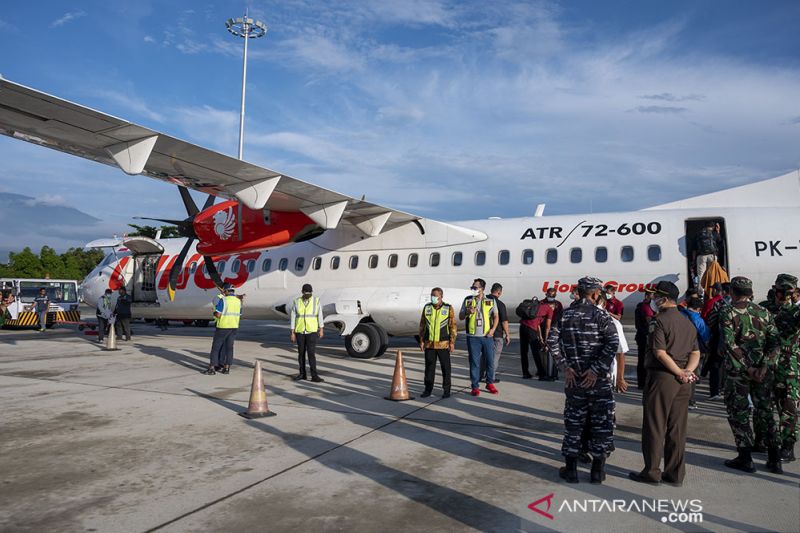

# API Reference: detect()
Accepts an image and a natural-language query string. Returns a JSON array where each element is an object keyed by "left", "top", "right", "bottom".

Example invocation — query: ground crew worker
[
  {"left": 95, "top": 289, "right": 113, "bottom": 343},
  {"left": 548, "top": 277, "right": 618, "bottom": 484},
  {"left": 204, "top": 284, "right": 241, "bottom": 375},
  {"left": 766, "top": 274, "right": 800, "bottom": 463},
  {"left": 34, "top": 287, "right": 49, "bottom": 332},
  {"left": 418, "top": 287, "right": 457, "bottom": 398},
  {"left": 629, "top": 281, "right": 700, "bottom": 487},
  {"left": 113, "top": 287, "right": 132, "bottom": 341},
  {"left": 290, "top": 283, "right": 324, "bottom": 382},
  {"left": 459, "top": 278, "right": 499, "bottom": 396},
  {"left": 719, "top": 276, "right": 782, "bottom": 474}
]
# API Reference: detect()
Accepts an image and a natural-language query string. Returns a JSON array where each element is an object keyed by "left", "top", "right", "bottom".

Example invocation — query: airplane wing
[{"left": 0, "top": 78, "right": 476, "bottom": 238}]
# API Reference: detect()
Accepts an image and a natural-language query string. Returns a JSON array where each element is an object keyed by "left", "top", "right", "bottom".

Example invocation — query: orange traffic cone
[
  {"left": 385, "top": 350, "right": 415, "bottom": 401},
  {"left": 239, "top": 360, "right": 276, "bottom": 418}
]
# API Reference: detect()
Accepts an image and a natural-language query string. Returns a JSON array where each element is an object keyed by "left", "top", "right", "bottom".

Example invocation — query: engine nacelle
[{"left": 193, "top": 200, "right": 319, "bottom": 255}]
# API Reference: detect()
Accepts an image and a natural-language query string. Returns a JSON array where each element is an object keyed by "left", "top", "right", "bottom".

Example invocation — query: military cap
[
  {"left": 730, "top": 276, "right": 753, "bottom": 295},
  {"left": 653, "top": 280, "right": 679, "bottom": 300},
  {"left": 774, "top": 274, "right": 798, "bottom": 290},
  {"left": 578, "top": 276, "right": 604, "bottom": 290}
]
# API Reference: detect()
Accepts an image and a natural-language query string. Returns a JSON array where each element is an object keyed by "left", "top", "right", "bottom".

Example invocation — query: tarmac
[{"left": 0, "top": 315, "right": 798, "bottom": 533}]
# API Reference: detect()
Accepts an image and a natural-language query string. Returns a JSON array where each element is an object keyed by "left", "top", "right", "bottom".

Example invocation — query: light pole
[{"left": 225, "top": 13, "right": 267, "bottom": 160}]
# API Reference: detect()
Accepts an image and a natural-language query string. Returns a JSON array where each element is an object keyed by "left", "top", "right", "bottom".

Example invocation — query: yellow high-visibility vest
[
  {"left": 466, "top": 297, "right": 494, "bottom": 335},
  {"left": 424, "top": 303, "right": 451, "bottom": 342},
  {"left": 216, "top": 295, "right": 241, "bottom": 329},
  {"left": 294, "top": 296, "right": 320, "bottom": 333}
]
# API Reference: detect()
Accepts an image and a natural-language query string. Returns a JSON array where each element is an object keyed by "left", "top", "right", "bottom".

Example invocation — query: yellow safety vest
[
  {"left": 216, "top": 295, "right": 241, "bottom": 329},
  {"left": 466, "top": 297, "right": 495, "bottom": 335},
  {"left": 294, "top": 296, "right": 320, "bottom": 333},
  {"left": 424, "top": 303, "right": 451, "bottom": 342}
]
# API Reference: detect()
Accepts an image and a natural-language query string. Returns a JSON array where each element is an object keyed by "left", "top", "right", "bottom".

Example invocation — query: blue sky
[{"left": 1, "top": 0, "right": 799, "bottom": 251}]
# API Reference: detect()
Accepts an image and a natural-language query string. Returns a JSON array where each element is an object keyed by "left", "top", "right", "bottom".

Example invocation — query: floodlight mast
[{"left": 225, "top": 12, "right": 267, "bottom": 160}]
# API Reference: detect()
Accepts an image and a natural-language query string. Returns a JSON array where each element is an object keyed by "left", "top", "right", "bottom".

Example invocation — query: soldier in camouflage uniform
[
  {"left": 766, "top": 274, "right": 800, "bottom": 462},
  {"left": 548, "top": 276, "right": 619, "bottom": 484},
  {"left": 720, "top": 276, "right": 783, "bottom": 474}
]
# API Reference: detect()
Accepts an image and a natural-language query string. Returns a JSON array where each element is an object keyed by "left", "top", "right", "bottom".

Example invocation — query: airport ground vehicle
[{"left": 1, "top": 278, "right": 81, "bottom": 329}]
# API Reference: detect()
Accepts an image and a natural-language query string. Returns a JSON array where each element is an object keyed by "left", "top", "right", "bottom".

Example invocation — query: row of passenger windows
[{"left": 197, "top": 245, "right": 661, "bottom": 274}]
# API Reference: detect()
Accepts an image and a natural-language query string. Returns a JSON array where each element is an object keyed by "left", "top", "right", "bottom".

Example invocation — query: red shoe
[
  {"left": 471, "top": 387, "right": 480, "bottom": 396},
  {"left": 486, "top": 383, "right": 499, "bottom": 394}
]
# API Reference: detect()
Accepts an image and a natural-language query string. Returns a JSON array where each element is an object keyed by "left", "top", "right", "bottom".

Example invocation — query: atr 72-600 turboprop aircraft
[{"left": 1, "top": 79, "right": 799, "bottom": 358}]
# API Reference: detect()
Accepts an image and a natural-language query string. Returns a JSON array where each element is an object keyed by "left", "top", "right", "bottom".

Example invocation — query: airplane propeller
[{"left": 135, "top": 186, "right": 224, "bottom": 300}]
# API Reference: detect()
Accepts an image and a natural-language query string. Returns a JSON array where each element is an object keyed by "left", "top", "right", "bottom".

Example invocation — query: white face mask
[
  {"left": 546, "top": 296, "right": 555, "bottom": 302},
  {"left": 471, "top": 289, "right": 479, "bottom": 297},
  {"left": 650, "top": 299, "right": 661, "bottom": 313},
  {"left": 430, "top": 295, "right": 440, "bottom": 305}
]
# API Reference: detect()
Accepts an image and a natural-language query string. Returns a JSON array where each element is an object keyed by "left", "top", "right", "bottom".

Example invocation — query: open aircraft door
[{"left": 122, "top": 237, "right": 164, "bottom": 304}]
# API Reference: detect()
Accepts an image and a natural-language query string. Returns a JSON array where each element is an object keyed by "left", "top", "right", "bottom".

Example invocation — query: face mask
[
  {"left": 723, "top": 296, "right": 732, "bottom": 304},
  {"left": 546, "top": 296, "right": 555, "bottom": 302},
  {"left": 569, "top": 293, "right": 578, "bottom": 301},
  {"left": 430, "top": 295, "right": 440, "bottom": 305},
  {"left": 650, "top": 299, "right": 661, "bottom": 313},
  {"left": 471, "top": 288, "right": 479, "bottom": 296}
]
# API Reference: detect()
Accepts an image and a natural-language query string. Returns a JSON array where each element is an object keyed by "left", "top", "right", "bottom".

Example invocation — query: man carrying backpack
[
  {"left": 693, "top": 221, "right": 722, "bottom": 297},
  {"left": 518, "top": 294, "right": 554, "bottom": 380}
]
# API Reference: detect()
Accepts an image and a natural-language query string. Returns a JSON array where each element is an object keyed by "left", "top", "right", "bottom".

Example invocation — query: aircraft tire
[
  {"left": 345, "top": 323, "right": 381, "bottom": 359},
  {"left": 372, "top": 323, "right": 389, "bottom": 357}
]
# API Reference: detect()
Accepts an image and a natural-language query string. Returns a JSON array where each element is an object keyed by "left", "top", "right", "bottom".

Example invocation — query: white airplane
[{"left": 1, "top": 79, "right": 799, "bottom": 358}]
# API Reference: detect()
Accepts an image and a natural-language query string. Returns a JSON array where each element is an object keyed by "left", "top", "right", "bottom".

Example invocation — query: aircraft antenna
[{"left": 225, "top": 11, "right": 268, "bottom": 160}]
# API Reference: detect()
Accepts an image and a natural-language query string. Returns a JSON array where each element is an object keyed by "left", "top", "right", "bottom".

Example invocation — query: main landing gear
[{"left": 344, "top": 323, "right": 389, "bottom": 359}]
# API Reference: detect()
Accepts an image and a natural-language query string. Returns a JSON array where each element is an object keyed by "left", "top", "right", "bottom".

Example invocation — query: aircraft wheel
[
  {"left": 345, "top": 324, "right": 381, "bottom": 359},
  {"left": 372, "top": 324, "right": 389, "bottom": 358}
]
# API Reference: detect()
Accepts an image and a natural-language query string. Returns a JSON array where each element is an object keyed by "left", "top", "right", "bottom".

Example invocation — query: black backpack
[
  {"left": 696, "top": 228, "right": 717, "bottom": 255},
  {"left": 516, "top": 297, "right": 541, "bottom": 320}
]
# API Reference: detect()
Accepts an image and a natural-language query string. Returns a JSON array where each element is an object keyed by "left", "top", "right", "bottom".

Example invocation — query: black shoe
[
  {"left": 493, "top": 377, "right": 501, "bottom": 383},
  {"left": 628, "top": 471, "right": 661, "bottom": 485},
  {"left": 420, "top": 391, "right": 432, "bottom": 398},
  {"left": 522, "top": 374, "right": 533, "bottom": 379},
  {"left": 221, "top": 367, "right": 230, "bottom": 375},
  {"left": 559, "top": 457, "right": 579, "bottom": 483},
  {"left": 752, "top": 442, "right": 767, "bottom": 454},
  {"left": 725, "top": 447, "right": 756, "bottom": 473},
  {"left": 214, "top": 366, "right": 222, "bottom": 371},
  {"left": 442, "top": 392, "right": 451, "bottom": 398},
  {"left": 780, "top": 444, "right": 796, "bottom": 463},
  {"left": 688, "top": 400, "right": 697, "bottom": 410},
  {"left": 293, "top": 374, "right": 307, "bottom": 381},
  {"left": 311, "top": 376, "right": 324, "bottom": 383},
  {"left": 578, "top": 452, "right": 592, "bottom": 465},
  {"left": 590, "top": 457, "right": 606, "bottom": 485},
  {"left": 766, "top": 446, "right": 784, "bottom": 474},
  {"left": 537, "top": 376, "right": 547, "bottom": 381},
  {"left": 661, "top": 476, "right": 683, "bottom": 487},
  {"left": 202, "top": 367, "right": 216, "bottom": 375}
]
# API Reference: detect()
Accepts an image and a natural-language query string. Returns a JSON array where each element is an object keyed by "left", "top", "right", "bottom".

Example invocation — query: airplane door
[
  {"left": 684, "top": 218, "right": 728, "bottom": 292},
  {"left": 122, "top": 237, "right": 165, "bottom": 304}
]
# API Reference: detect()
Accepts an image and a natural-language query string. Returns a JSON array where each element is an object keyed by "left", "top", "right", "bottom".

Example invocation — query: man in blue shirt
[{"left": 679, "top": 297, "right": 710, "bottom": 409}]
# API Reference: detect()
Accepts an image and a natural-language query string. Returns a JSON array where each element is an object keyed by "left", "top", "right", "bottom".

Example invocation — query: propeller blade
[
  {"left": 179, "top": 186, "right": 200, "bottom": 217},
  {"left": 201, "top": 194, "right": 216, "bottom": 211},
  {"left": 203, "top": 255, "right": 225, "bottom": 289},
  {"left": 167, "top": 237, "right": 194, "bottom": 301},
  {"left": 133, "top": 216, "right": 186, "bottom": 225}
]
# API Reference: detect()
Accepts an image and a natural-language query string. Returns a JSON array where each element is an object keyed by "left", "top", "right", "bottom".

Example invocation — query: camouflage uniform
[
  {"left": 770, "top": 275, "right": 800, "bottom": 455},
  {"left": 548, "top": 278, "right": 619, "bottom": 459},
  {"left": 720, "top": 279, "right": 781, "bottom": 451}
]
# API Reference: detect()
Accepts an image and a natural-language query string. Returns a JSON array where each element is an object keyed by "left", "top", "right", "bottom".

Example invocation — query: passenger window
[
  {"left": 452, "top": 251, "right": 462, "bottom": 266},
  {"left": 595, "top": 247, "right": 608, "bottom": 263},
  {"left": 368, "top": 254, "right": 379, "bottom": 269},
  {"left": 231, "top": 259, "right": 241, "bottom": 273},
  {"left": 648, "top": 245, "right": 662, "bottom": 262},
  {"left": 475, "top": 251, "right": 486, "bottom": 266},
  {"left": 570, "top": 248, "right": 582, "bottom": 264},
  {"left": 408, "top": 253, "right": 418, "bottom": 268},
  {"left": 189, "top": 262, "right": 197, "bottom": 274},
  {"left": 278, "top": 258, "right": 288, "bottom": 271},
  {"left": 522, "top": 249, "right": 534, "bottom": 265},
  {"left": 349, "top": 255, "right": 359, "bottom": 269},
  {"left": 621, "top": 246, "right": 634, "bottom": 262},
  {"left": 261, "top": 258, "right": 272, "bottom": 272},
  {"left": 546, "top": 249, "right": 557, "bottom": 264},
  {"left": 246, "top": 260, "right": 255, "bottom": 273},
  {"left": 388, "top": 254, "right": 398, "bottom": 268},
  {"left": 429, "top": 252, "right": 440, "bottom": 267},
  {"left": 498, "top": 250, "right": 510, "bottom": 265},
  {"left": 330, "top": 256, "right": 340, "bottom": 270},
  {"left": 295, "top": 257, "right": 305, "bottom": 271},
  {"left": 217, "top": 261, "right": 226, "bottom": 273},
  {"left": 312, "top": 257, "right": 322, "bottom": 271}
]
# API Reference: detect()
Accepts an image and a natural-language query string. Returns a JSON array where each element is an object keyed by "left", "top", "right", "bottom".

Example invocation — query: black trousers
[
  {"left": 115, "top": 316, "right": 131, "bottom": 340},
  {"left": 210, "top": 328, "right": 236, "bottom": 366},
  {"left": 520, "top": 326, "right": 546, "bottom": 378},
  {"left": 96, "top": 316, "right": 108, "bottom": 341},
  {"left": 636, "top": 337, "right": 647, "bottom": 390},
  {"left": 424, "top": 348, "right": 451, "bottom": 394},
  {"left": 297, "top": 332, "right": 319, "bottom": 378},
  {"left": 708, "top": 357, "right": 724, "bottom": 397}
]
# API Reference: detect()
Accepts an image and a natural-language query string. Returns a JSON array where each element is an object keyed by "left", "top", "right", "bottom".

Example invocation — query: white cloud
[
  {"left": 23, "top": 194, "right": 69, "bottom": 207},
  {"left": 50, "top": 11, "right": 86, "bottom": 28},
  {"left": 143, "top": 35, "right": 156, "bottom": 43}
]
